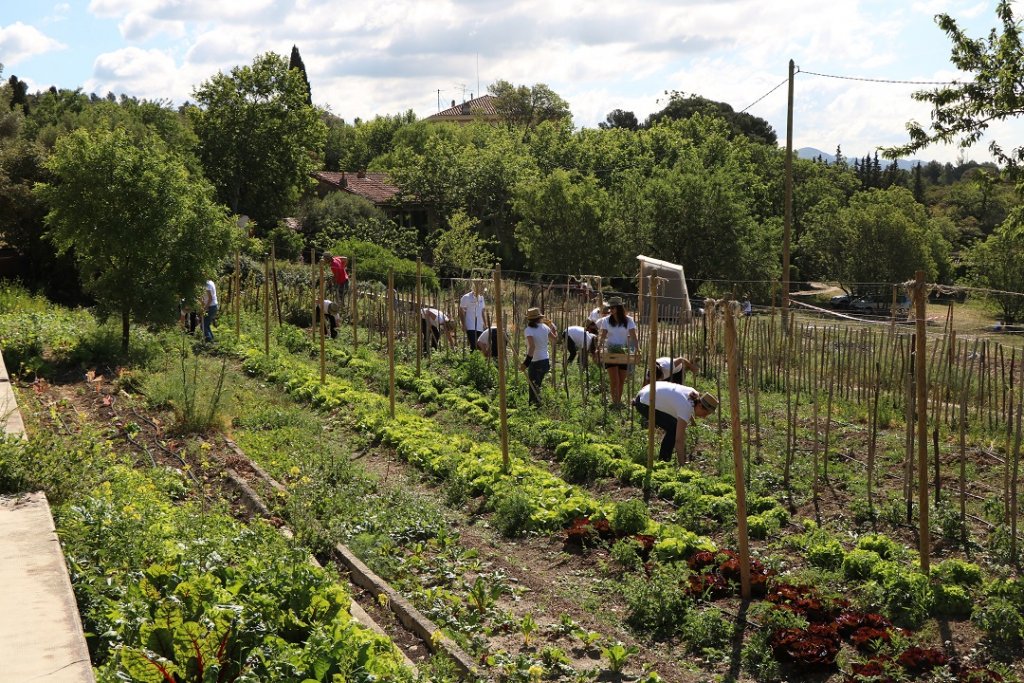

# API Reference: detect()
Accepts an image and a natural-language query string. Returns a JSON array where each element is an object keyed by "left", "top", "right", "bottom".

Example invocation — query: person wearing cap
[
  {"left": 597, "top": 296, "right": 638, "bottom": 409},
  {"left": 459, "top": 280, "right": 489, "bottom": 352},
  {"left": 315, "top": 299, "right": 342, "bottom": 339},
  {"left": 475, "top": 326, "right": 502, "bottom": 358},
  {"left": 647, "top": 356, "right": 700, "bottom": 384},
  {"left": 521, "top": 307, "right": 557, "bottom": 407},
  {"left": 421, "top": 306, "right": 456, "bottom": 351},
  {"left": 562, "top": 321, "right": 598, "bottom": 365},
  {"left": 633, "top": 382, "right": 718, "bottom": 464}
]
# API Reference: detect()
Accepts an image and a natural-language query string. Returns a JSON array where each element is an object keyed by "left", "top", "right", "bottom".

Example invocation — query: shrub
[
  {"left": 807, "top": 539, "right": 845, "bottom": 570},
  {"left": 329, "top": 238, "right": 437, "bottom": 290},
  {"left": 492, "top": 488, "right": 534, "bottom": 538},
  {"left": 973, "top": 596, "right": 1024, "bottom": 647},
  {"left": 611, "top": 499, "right": 650, "bottom": 536},
  {"left": 843, "top": 549, "right": 883, "bottom": 580}
]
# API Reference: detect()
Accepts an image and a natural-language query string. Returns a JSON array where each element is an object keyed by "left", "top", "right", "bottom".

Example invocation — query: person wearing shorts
[{"left": 597, "top": 296, "right": 638, "bottom": 409}]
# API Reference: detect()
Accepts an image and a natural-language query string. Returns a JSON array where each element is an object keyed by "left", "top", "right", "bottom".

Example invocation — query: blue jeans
[
  {"left": 203, "top": 304, "right": 218, "bottom": 342},
  {"left": 527, "top": 359, "right": 549, "bottom": 406}
]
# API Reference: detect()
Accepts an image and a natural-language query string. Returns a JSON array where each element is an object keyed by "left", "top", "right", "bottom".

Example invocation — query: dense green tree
[
  {"left": 188, "top": 52, "right": 327, "bottom": 228},
  {"left": 599, "top": 109, "right": 639, "bottom": 131},
  {"left": 488, "top": 80, "right": 571, "bottom": 131},
  {"left": 288, "top": 45, "right": 313, "bottom": 106},
  {"left": 965, "top": 219, "right": 1024, "bottom": 322},
  {"left": 513, "top": 169, "right": 616, "bottom": 275},
  {"left": 645, "top": 92, "right": 777, "bottom": 145},
  {"left": 431, "top": 210, "right": 496, "bottom": 277},
  {"left": 35, "top": 127, "right": 233, "bottom": 350},
  {"left": 889, "top": 1, "right": 1024, "bottom": 174}
]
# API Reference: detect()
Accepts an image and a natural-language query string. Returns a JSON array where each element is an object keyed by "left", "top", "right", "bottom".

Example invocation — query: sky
[{"left": 1, "top": 0, "right": 1020, "bottom": 164}]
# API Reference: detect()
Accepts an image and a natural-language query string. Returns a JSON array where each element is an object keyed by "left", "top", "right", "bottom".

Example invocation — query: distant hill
[{"left": 797, "top": 147, "right": 923, "bottom": 171}]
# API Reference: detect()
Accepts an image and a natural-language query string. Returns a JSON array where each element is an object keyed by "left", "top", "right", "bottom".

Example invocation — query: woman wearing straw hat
[
  {"left": 597, "top": 296, "right": 638, "bottom": 409},
  {"left": 520, "top": 307, "right": 557, "bottom": 407},
  {"left": 634, "top": 382, "right": 718, "bottom": 464}
]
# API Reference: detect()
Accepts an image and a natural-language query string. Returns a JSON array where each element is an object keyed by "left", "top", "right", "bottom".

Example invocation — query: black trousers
[
  {"left": 466, "top": 329, "right": 481, "bottom": 351},
  {"left": 316, "top": 307, "right": 338, "bottom": 338},
  {"left": 421, "top": 319, "right": 440, "bottom": 350},
  {"left": 527, "top": 359, "right": 550, "bottom": 406},
  {"left": 634, "top": 397, "right": 678, "bottom": 460}
]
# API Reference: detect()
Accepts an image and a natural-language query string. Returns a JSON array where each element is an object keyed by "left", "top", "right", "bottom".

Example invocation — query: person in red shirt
[{"left": 323, "top": 253, "right": 349, "bottom": 300}]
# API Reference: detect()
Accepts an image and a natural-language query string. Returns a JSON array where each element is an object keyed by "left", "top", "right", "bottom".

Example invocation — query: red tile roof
[
  {"left": 313, "top": 171, "right": 400, "bottom": 204},
  {"left": 426, "top": 94, "right": 499, "bottom": 120}
]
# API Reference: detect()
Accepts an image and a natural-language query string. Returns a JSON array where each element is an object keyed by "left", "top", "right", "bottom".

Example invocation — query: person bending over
[
  {"left": 634, "top": 382, "right": 718, "bottom": 465},
  {"left": 646, "top": 356, "right": 700, "bottom": 384},
  {"left": 475, "top": 326, "right": 503, "bottom": 358},
  {"left": 421, "top": 307, "right": 456, "bottom": 351},
  {"left": 316, "top": 299, "right": 341, "bottom": 339},
  {"left": 562, "top": 321, "right": 598, "bottom": 365}
]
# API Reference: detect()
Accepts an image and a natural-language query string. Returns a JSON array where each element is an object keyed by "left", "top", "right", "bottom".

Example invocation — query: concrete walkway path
[{"left": 0, "top": 492, "right": 94, "bottom": 681}]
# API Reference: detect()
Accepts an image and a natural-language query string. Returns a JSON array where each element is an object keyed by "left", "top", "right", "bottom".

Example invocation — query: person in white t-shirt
[
  {"left": 475, "top": 326, "right": 503, "bottom": 358},
  {"left": 634, "top": 382, "right": 718, "bottom": 463},
  {"left": 459, "top": 280, "right": 489, "bottom": 352},
  {"left": 588, "top": 302, "right": 609, "bottom": 324},
  {"left": 597, "top": 297, "right": 638, "bottom": 408},
  {"left": 201, "top": 278, "right": 218, "bottom": 343},
  {"left": 562, "top": 321, "right": 598, "bottom": 365},
  {"left": 316, "top": 299, "right": 341, "bottom": 339},
  {"left": 421, "top": 307, "right": 455, "bottom": 351},
  {"left": 521, "top": 307, "right": 557, "bottom": 407},
  {"left": 646, "top": 356, "right": 700, "bottom": 384}
]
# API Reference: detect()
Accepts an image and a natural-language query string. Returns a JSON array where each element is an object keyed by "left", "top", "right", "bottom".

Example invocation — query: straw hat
[
  {"left": 526, "top": 307, "right": 543, "bottom": 321},
  {"left": 697, "top": 392, "right": 719, "bottom": 412}
]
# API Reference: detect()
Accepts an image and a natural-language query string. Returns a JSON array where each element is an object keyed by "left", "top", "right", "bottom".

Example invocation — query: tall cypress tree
[
  {"left": 912, "top": 162, "right": 925, "bottom": 203},
  {"left": 289, "top": 45, "right": 313, "bottom": 106}
]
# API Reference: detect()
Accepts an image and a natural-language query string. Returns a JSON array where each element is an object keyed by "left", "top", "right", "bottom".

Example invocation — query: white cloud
[
  {"left": 86, "top": 46, "right": 187, "bottom": 101},
  {"left": 0, "top": 22, "right": 66, "bottom": 66}
]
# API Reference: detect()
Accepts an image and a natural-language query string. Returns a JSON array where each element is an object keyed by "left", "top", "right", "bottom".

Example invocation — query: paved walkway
[{"left": 0, "top": 351, "right": 95, "bottom": 681}]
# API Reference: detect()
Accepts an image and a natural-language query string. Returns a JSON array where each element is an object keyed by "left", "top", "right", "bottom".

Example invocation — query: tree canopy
[
  {"left": 35, "top": 127, "right": 233, "bottom": 350},
  {"left": 188, "top": 52, "right": 326, "bottom": 229},
  {"left": 487, "top": 80, "right": 571, "bottom": 131}
]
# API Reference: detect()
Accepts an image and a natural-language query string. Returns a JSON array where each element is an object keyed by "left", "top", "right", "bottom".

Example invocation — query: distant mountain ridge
[{"left": 797, "top": 147, "right": 924, "bottom": 171}]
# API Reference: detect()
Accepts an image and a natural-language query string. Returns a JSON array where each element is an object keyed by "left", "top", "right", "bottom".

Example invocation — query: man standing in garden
[
  {"left": 459, "top": 279, "right": 489, "bottom": 352},
  {"left": 634, "top": 382, "right": 718, "bottom": 464},
  {"left": 201, "top": 278, "right": 218, "bottom": 343},
  {"left": 324, "top": 253, "right": 349, "bottom": 302}
]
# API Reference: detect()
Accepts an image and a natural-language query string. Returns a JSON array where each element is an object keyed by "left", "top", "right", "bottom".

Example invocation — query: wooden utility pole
[
  {"left": 725, "top": 301, "right": 752, "bottom": 599},
  {"left": 494, "top": 264, "right": 510, "bottom": 471},
  {"left": 782, "top": 58, "right": 795, "bottom": 333},
  {"left": 645, "top": 276, "right": 659, "bottom": 494},
  {"left": 387, "top": 269, "right": 396, "bottom": 418},
  {"left": 914, "top": 271, "right": 930, "bottom": 572}
]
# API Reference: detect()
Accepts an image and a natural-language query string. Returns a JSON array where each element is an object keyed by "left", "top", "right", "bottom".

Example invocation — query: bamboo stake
[
  {"left": 387, "top": 269, "right": 396, "bottom": 418},
  {"left": 914, "top": 270, "right": 930, "bottom": 573},
  {"left": 725, "top": 301, "right": 752, "bottom": 600},
  {"left": 318, "top": 259, "right": 326, "bottom": 382},
  {"left": 958, "top": 343, "right": 969, "bottom": 546},
  {"left": 868, "top": 362, "right": 881, "bottom": 521},
  {"left": 646, "top": 276, "right": 659, "bottom": 487},
  {"left": 234, "top": 250, "right": 241, "bottom": 339},
  {"left": 264, "top": 257, "right": 270, "bottom": 355},
  {"left": 351, "top": 257, "right": 358, "bottom": 351},
  {"left": 271, "top": 244, "right": 281, "bottom": 325},
  {"left": 494, "top": 265, "right": 510, "bottom": 472},
  {"left": 1011, "top": 359, "right": 1023, "bottom": 565},
  {"left": 416, "top": 259, "right": 422, "bottom": 376}
]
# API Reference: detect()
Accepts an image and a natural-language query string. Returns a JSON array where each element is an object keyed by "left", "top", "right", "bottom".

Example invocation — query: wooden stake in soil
[
  {"left": 724, "top": 301, "right": 752, "bottom": 599},
  {"left": 868, "top": 362, "right": 882, "bottom": 521},
  {"left": 387, "top": 269, "right": 396, "bottom": 418},
  {"left": 318, "top": 259, "right": 326, "bottom": 383},
  {"left": 494, "top": 265, "right": 510, "bottom": 472},
  {"left": 914, "top": 270, "right": 930, "bottom": 573},
  {"left": 646, "top": 276, "right": 659, "bottom": 487},
  {"left": 271, "top": 243, "right": 281, "bottom": 325},
  {"left": 350, "top": 257, "right": 358, "bottom": 351},
  {"left": 415, "top": 259, "right": 422, "bottom": 376},
  {"left": 264, "top": 256, "right": 270, "bottom": 355},
  {"left": 235, "top": 250, "right": 241, "bottom": 339}
]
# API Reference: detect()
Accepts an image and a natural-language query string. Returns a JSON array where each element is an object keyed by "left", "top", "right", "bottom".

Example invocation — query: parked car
[
  {"left": 850, "top": 294, "right": 911, "bottom": 316},
  {"left": 830, "top": 293, "right": 854, "bottom": 309}
]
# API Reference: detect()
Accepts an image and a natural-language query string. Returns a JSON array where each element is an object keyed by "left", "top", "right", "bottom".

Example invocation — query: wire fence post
[
  {"left": 914, "top": 270, "right": 930, "bottom": 573},
  {"left": 645, "top": 276, "right": 659, "bottom": 496},
  {"left": 319, "top": 259, "right": 326, "bottom": 384},
  {"left": 494, "top": 264, "right": 510, "bottom": 472},
  {"left": 725, "top": 299, "right": 752, "bottom": 599},
  {"left": 416, "top": 258, "right": 422, "bottom": 376},
  {"left": 263, "top": 256, "right": 270, "bottom": 355},
  {"left": 388, "top": 268, "right": 396, "bottom": 419}
]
